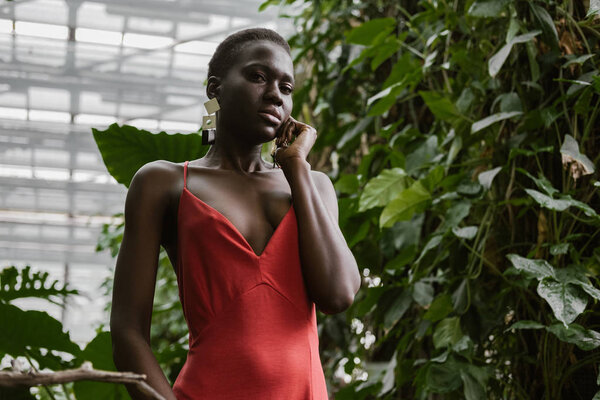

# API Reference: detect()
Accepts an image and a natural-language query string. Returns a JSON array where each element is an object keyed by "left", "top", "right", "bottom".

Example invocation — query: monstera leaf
[{"left": 92, "top": 124, "right": 208, "bottom": 188}]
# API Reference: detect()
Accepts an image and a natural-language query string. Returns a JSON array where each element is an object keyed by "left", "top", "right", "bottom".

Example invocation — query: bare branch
[{"left": 0, "top": 362, "right": 165, "bottom": 400}]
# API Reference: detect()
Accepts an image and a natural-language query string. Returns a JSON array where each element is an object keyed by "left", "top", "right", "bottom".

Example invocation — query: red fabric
[{"left": 172, "top": 161, "right": 328, "bottom": 400}]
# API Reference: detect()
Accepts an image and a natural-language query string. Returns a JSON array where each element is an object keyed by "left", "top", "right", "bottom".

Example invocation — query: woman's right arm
[{"left": 110, "top": 161, "right": 177, "bottom": 400}]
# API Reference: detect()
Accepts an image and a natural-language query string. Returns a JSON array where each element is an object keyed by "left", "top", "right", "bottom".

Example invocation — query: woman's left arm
[{"left": 276, "top": 118, "right": 361, "bottom": 314}]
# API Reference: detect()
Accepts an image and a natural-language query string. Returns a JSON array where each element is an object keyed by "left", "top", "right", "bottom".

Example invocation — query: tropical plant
[{"left": 90, "top": 0, "right": 600, "bottom": 398}]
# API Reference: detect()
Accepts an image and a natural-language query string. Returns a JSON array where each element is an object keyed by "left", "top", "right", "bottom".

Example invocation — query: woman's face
[{"left": 216, "top": 40, "right": 295, "bottom": 144}]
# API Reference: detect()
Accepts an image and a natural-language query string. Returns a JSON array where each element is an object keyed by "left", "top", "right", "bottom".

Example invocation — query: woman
[{"left": 110, "top": 28, "right": 361, "bottom": 400}]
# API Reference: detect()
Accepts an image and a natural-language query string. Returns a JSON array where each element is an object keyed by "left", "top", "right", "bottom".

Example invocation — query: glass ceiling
[{"left": 0, "top": 0, "right": 290, "bottom": 342}]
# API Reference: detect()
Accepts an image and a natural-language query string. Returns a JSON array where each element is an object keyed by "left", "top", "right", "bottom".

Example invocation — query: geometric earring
[{"left": 201, "top": 97, "right": 220, "bottom": 145}]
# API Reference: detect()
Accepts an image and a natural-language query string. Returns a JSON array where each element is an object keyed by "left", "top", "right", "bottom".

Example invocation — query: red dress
[{"left": 172, "top": 161, "right": 328, "bottom": 400}]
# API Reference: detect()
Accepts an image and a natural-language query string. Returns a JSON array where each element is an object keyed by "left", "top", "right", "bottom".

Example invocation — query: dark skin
[{"left": 110, "top": 40, "right": 361, "bottom": 399}]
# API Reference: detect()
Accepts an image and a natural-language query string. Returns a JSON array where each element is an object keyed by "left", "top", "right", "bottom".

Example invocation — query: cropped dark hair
[{"left": 207, "top": 28, "right": 291, "bottom": 80}]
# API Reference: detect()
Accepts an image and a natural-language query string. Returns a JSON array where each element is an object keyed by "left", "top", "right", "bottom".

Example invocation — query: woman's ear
[{"left": 206, "top": 76, "right": 221, "bottom": 100}]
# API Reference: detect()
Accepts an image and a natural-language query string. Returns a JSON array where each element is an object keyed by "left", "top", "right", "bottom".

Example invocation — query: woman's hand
[{"left": 272, "top": 116, "right": 317, "bottom": 168}]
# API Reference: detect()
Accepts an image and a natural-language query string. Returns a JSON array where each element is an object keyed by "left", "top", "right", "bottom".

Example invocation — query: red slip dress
[{"left": 172, "top": 161, "right": 328, "bottom": 400}]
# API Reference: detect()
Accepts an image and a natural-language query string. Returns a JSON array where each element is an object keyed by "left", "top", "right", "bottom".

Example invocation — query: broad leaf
[
  {"left": 471, "top": 112, "right": 522, "bottom": 134},
  {"left": 546, "top": 323, "right": 600, "bottom": 350},
  {"left": 345, "top": 18, "right": 396, "bottom": 46},
  {"left": 0, "top": 303, "right": 80, "bottom": 357},
  {"left": 424, "top": 294, "right": 454, "bottom": 322},
  {"left": 433, "top": 317, "right": 463, "bottom": 349},
  {"left": 537, "top": 278, "right": 587, "bottom": 325},
  {"left": 460, "top": 370, "right": 486, "bottom": 400},
  {"left": 93, "top": 124, "right": 207, "bottom": 187},
  {"left": 467, "top": 0, "right": 510, "bottom": 18},
  {"left": 506, "top": 254, "right": 555, "bottom": 280},
  {"left": 383, "top": 291, "right": 412, "bottom": 329},
  {"left": 74, "top": 331, "right": 130, "bottom": 400},
  {"left": 380, "top": 182, "right": 431, "bottom": 227},
  {"left": 359, "top": 168, "right": 410, "bottom": 212},
  {"left": 413, "top": 281, "right": 434, "bottom": 307},
  {"left": 425, "top": 358, "right": 462, "bottom": 393}
]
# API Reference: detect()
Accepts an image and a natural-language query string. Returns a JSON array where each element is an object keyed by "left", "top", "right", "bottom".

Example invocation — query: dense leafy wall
[
  {"left": 3, "top": 0, "right": 600, "bottom": 399},
  {"left": 271, "top": 0, "right": 600, "bottom": 399}
]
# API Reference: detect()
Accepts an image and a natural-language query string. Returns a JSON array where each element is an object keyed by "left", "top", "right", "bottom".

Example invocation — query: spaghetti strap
[{"left": 183, "top": 161, "right": 189, "bottom": 189}]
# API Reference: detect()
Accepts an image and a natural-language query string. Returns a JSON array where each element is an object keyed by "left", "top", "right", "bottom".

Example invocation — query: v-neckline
[{"left": 182, "top": 187, "right": 294, "bottom": 258}]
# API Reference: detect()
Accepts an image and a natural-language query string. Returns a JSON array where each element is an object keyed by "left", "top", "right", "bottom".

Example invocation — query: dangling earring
[{"left": 201, "top": 97, "right": 220, "bottom": 145}]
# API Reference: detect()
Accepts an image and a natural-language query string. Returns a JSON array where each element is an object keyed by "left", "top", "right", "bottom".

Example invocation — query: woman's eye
[
  {"left": 280, "top": 86, "right": 294, "bottom": 95},
  {"left": 251, "top": 73, "right": 266, "bottom": 82}
]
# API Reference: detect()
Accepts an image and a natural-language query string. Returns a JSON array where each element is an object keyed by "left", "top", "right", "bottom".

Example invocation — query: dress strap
[{"left": 183, "top": 161, "right": 189, "bottom": 189}]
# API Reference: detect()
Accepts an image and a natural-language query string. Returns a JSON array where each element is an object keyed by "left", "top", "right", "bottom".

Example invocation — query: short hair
[{"left": 207, "top": 28, "right": 291, "bottom": 80}]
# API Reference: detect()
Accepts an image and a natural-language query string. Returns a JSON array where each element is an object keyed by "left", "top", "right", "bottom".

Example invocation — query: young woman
[{"left": 110, "top": 28, "right": 361, "bottom": 400}]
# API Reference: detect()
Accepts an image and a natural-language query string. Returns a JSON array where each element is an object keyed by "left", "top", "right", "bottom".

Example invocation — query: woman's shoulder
[{"left": 128, "top": 160, "right": 185, "bottom": 199}]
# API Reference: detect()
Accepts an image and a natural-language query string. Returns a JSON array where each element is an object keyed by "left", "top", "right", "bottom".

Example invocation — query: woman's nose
[{"left": 263, "top": 82, "right": 283, "bottom": 105}]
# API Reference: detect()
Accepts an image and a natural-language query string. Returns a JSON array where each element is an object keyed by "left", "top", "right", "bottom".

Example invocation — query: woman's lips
[{"left": 258, "top": 111, "right": 281, "bottom": 125}]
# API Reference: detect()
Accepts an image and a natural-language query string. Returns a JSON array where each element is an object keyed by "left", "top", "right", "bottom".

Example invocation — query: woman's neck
[{"left": 201, "top": 133, "right": 271, "bottom": 173}]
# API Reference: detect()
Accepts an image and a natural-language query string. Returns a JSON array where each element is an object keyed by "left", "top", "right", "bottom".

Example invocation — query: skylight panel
[
  {"left": 76, "top": 28, "right": 122, "bottom": 46},
  {"left": 0, "top": 19, "right": 13, "bottom": 34},
  {"left": 15, "top": 21, "right": 68, "bottom": 40},
  {"left": 28, "top": 110, "right": 71, "bottom": 123},
  {"left": 0, "top": 107, "right": 27, "bottom": 120},
  {"left": 122, "top": 32, "right": 174, "bottom": 49},
  {"left": 174, "top": 40, "right": 218, "bottom": 55},
  {"left": 74, "top": 114, "right": 116, "bottom": 127}
]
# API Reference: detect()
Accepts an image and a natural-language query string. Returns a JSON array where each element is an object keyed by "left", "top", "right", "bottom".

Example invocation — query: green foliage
[
  {"left": 0, "top": 265, "right": 77, "bottom": 304},
  {"left": 86, "top": 0, "right": 600, "bottom": 398},
  {"left": 93, "top": 124, "right": 208, "bottom": 187}
]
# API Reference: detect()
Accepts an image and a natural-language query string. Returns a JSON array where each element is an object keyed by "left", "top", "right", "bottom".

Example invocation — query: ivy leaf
[
  {"left": 0, "top": 266, "right": 77, "bottom": 304},
  {"left": 506, "top": 254, "right": 555, "bottom": 280},
  {"left": 433, "top": 317, "right": 463, "bottom": 349},
  {"left": 359, "top": 168, "right": 410, "bottom": 212},
  {"left": 506, "top": 320, "right": 545, "bottom": 331},
  {"left": 537, "top": 278, "right": 587, "bottom": 325},
  {"left": 467, "top": 0, "right": 510, "bottom": 18},
  {"left": 93, "top": 124, "right": 207, "bottom": 188},
  {"left": 477, "top": 167, "right": 502, "bottom": 190},
  {"left": 546, "top": 323, "right": 600, "bottom": 350},
  {"left": 380, "top": 182, "right": 431, "bottom": 227},
  {"left": 471, "top": 112, "right": 522, "bottom": 134},
  {"left": 345, "top": 18, "right": 396, "bottom": 46},
  {"left": 488, "top": 31, "right": 541, "bottom": 77}
]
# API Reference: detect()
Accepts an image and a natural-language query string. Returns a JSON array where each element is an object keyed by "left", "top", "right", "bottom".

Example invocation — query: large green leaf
[
  {"left": 73, "top": 332, "right": 131, "bottom": 400},
  {"left": 477, "top": 167, "right": 502, "bottom": 190},
  {"left": 345, "top": 18, "right": 396, "bottom": 46},
  {"left": 358, "top": 168, "right": 410, "bottom": 212},
  {"left": 547, "top": 323, "right": 600, "bottom": 350},
  {"left": 537, "top": 278, "right": 587, "bottom": 325},
  {"left": 383, "top": 291, "right": 412, "bottom": 329},
  {"left": 380, "top": 181, "right": 431, "bottom": 227},
  {"left": 0, "top": 303, "right": 80, "bottom": 357},
  {"left": 460, "top": 370, "right": 486, "bottom": 400},
  {"left": 93, "top": 124, "right": 207, "bottom": 188},
  {"left": 425, "top": 358, "right": 462, "bottom": 393},
  {"left": 424, "top": 294, "right": 454, "bottom": 322},
  {"left": 525, "top": 189, "right": 599, "bottom": 218}
]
